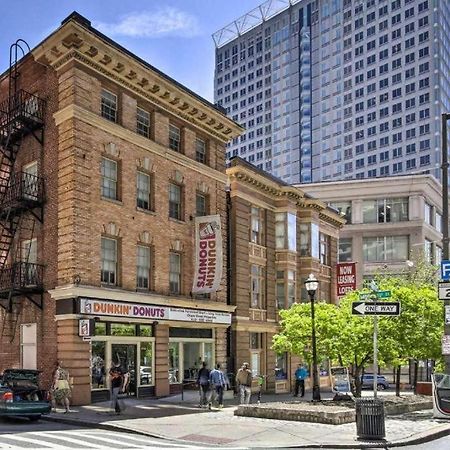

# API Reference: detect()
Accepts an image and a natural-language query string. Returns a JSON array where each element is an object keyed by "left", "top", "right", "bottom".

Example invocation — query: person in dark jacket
[{"left": 196, "top": 361, "right": 211, "bottom": 408}]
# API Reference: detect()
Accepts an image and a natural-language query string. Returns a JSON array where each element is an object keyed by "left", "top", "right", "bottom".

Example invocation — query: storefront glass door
[{"left": 111, "top": 343, "right": 137, "bottom": 396}]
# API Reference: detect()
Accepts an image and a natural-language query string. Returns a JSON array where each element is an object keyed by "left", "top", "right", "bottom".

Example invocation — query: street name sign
[
  {"left": 438, "top": 282, "right": 450, "bottom": 301},
  {"left": 376, "top": 290, "right": 391, "bottom": 299},
  {"left": 359, "top": 293, "right": 370, "bottom": 300},
  {"left": 352, "top": 301, "right": 400, "bottom": 316}
]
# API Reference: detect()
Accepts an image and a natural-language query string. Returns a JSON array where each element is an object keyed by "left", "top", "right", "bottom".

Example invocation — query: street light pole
[
  {"left": 441, "top": 113, "right": 450, "bottom": 374},
  {"left": 305, "top": 273, "right": 321, "bottom": 401}
]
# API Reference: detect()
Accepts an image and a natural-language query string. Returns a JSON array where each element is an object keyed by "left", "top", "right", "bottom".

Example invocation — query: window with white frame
[
  {"left": 424, "top": 202, "right": 432, "bottom": 225},
  {"left": 136, "top": 107, "right": 150, "bottom": 138},
  {"left": 320, "top": 232, "right": 330, "bottom": 266},
  {"left": 169, "top": 252, "right": 181, "bottom": 294},
  {"left": 250, "top": 206, "right": 265, "bottom": 245},
  {"left": 137, "top": 245, "right": 151, "bottom": 289},
  {"left": 363, "top": 235, "right": 409, "bottom": 262},
  {"left": 101, "top": 237, "right": 118, "bottom": 285},
  {"left": 195, "top": 138, "right": 207, "bottom": 164},
  {"left": 362, "top": 198, "right": 408, "bottom": 223},
  {"left": 101, "top": 157, "right": 118, "bottom": 200},
  {"left": 101, "top": 90, "right": 117, "bottom": 122},
  {"left": 136, "top": 171, "right": 152, "bottom": 211},
  {"left": 250, "top": 264, "right": 265, "bottom": 309},
  {"left": 424, "top": 239, "right": 433, "bottom": 264},
  {"left": 169, "top": 124, "right": 181, "bottom": 152},
  {"left": 275, "top": 212, "right": 297, "bottom": 250}
]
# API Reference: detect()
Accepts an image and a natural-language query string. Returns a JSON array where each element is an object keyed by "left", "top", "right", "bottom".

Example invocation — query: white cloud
[{"left": 94, "top": 7, "right": 200, "bottom": 38}]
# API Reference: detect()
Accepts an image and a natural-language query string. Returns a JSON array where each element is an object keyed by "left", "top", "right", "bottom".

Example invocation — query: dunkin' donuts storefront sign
[{"left": 79, "top": 298, "right": 231, "bottom": 324}]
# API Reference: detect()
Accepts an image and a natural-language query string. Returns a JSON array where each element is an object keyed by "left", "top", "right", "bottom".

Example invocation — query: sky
[{"left": 0, "top": 0, "right": 263, "bottom": 102}]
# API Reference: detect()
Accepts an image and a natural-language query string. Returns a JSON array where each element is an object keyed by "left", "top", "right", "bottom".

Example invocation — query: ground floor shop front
[{"left": 52, "top": 288, "right": 233, "bottom": 405}]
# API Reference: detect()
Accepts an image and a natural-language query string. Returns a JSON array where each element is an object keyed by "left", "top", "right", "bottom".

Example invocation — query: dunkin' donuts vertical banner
[{"left": 192, "top": 215, "right": 223, "bottom": 294}]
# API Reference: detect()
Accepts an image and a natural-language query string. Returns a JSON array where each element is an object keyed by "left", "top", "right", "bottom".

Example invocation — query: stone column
[{"left": 154, "top": 323, "right": 169, "bottom": 397}]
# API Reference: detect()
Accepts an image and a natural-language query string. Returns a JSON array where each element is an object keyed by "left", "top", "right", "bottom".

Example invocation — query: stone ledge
[{"left": 234, "top": 396, "right": 433, "bottom": 425}]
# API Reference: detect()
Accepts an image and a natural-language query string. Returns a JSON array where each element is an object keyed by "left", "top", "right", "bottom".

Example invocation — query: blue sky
[{"left": 0, "top": 0, "right": 262, "bottom": 101}]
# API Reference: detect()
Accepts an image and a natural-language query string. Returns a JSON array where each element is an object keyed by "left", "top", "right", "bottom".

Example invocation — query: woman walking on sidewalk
[{"left": 51, "top": 361, "right": 72, "bottom": 413}]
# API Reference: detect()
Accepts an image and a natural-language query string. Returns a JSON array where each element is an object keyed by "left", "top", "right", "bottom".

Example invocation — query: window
[
  {"left": 101, "top": 237, "right": 118, "bottom": 285},
  {"left": 195, "top": 138, "right": 207, "bottom": 164},
  {"left": 101, "top": 157, "right": 118, "bottom": 200},
  {"left": 101, "top": 90, "right": 117, "bottom": 122},
  {"left": 169, "top": 252, "right": 181, "bottom": 294},
  {"left": 169, "top": 124, "right": 181, "bottom": 152},
  {"left": 320, "top": 233, "right": 330, "bottom": 266},
  {"left": 339, "top": 238, "right": 352, "bottom": 262},
  {"left": 169, "top": 183, "right": 182, "bottom": 220},
  {"left": 275, "top": 212, "right": 297, "bottom": 251},
  {"left": 137, "top": 245, "right": 151, "bottom": 289},
  {"left": 436, "top": 211, "right": 443, "bottom": 233},
  {"left": 362, "top": 198, "right": 408, "bottom": 223},
  {"left": 136, "top": 107, "right": 150, "bottom": 138},
  {"left": 137, "top": 171, "right": 152, "bottom": 210},
  {"left": 424, "top": 202, "right": 432, "bottom": 225},
  {"left": 330, "top": 202, "right": 352, "bottom": 223},
  {"left": 250, "top": 265, "right": 265, "bottom": 309},
  {"left": 250, "top": 206, "right": 265, "bottom": 245},
  {"left": 196, "top": 192, "right": 208, "bottom": 217},
  {"left": 363, "top": 236, "right": 409, "bottom": 262}
]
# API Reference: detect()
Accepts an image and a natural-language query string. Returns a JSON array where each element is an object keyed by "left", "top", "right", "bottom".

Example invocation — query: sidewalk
[{"left": 44, "top": 391, "right": 450, "bottom": 448}]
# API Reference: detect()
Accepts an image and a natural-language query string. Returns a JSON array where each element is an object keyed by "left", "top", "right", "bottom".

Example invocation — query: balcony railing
[
  {"left": 0, "top": 90, "right": 45, "bottom": 144},
  {"left": 0, "top": 262, "right": 44, "bottom": 293},
  {"left": 0, "top": 172, "right": 44, "bottom": 209}
]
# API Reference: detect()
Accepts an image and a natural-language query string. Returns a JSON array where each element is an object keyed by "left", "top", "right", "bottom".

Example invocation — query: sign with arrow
[{"left": 352, "top": 301, "right": 400, "bottom": 316}]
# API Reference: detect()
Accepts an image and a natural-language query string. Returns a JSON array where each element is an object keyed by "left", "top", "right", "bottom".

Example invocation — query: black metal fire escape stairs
[{"left": 0, "top": 40, "right": 46, "bottom": 330}]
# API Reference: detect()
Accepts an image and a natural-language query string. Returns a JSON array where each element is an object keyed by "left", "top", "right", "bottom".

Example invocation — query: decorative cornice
[
  {"left": 32, "top": 20, "right": 243, "bottom": 143},
  {"left": 227, "top": 165, "right": 345, "bottom": 228},
  {"left": 53, "top": 103, "right": 228, "bottom": 184}
]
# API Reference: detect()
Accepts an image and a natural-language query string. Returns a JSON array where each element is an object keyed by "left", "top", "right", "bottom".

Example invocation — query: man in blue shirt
[
  {"left": 294, "top": 364, "right": 308, "bottom": 397},
  {"left": 209, "top": 363, "right": 228, "bottom": 408}
]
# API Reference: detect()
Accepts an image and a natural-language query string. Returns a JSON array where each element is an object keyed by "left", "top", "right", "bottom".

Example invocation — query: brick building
[
  {"left": 0, "top": 12, "right": 241, "bottom": 404},
  {"left": 227, "top": 158, "right": 344, "bottom": 393}
]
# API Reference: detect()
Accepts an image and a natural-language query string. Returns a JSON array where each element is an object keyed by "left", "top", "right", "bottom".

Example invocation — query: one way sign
[{"left": 352, "top": 301, "right": 401, "bottom": 316}]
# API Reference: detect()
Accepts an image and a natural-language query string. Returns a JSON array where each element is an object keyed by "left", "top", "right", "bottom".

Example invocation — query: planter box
[{"left": 416, "top": 382, "right": 432, "bottom": 396}]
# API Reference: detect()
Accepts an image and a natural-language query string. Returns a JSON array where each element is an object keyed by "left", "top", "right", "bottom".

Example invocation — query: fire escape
[{"left": 0, "top": 40, "right": 45, "bottom": 317}]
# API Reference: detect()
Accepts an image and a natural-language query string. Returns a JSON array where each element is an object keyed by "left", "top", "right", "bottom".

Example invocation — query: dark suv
[{"left": 361, "top": 374, "right": 390, "bottom": 390}]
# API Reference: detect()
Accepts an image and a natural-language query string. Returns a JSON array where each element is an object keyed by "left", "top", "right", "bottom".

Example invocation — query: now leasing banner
[{"left": 192, "top": 214, "right": 223, "bottom": 294}]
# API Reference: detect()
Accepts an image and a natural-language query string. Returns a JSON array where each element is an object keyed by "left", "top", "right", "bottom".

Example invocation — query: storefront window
[
  {"left": 139, "top": 325, "right": 153, "bottom": 337},
  {"left": 140, "top": 342, "right": 153, "bottom": 386},
  {"left": 91, "top": 341, "right": 106, "bottom": 389},
  {"left": 94, "top": 322, "right": 107, "bottom": 336},
  {"left": 183, "top": 342, "right": 202, "bottom": 381},
  {"left": 110, "top": 323, "right": 136, "bottom": 336},
  {"left": 275, "top": 353, "right": 288, "bottom": 379},
  {"left": 204, "top": 343, "right": 213, "bottom": 367},
  {"left": 168, "top": 342, "right": 180, "bottom": 384}
]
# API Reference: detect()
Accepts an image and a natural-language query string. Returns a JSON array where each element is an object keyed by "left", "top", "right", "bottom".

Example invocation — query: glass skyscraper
[{"left": 214, "top": 0, "right": 448, "bottom": 184}]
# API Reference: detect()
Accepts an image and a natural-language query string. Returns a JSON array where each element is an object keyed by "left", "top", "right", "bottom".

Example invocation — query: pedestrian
[
  {"left": 256, "top": 374, "right": 265, "bottom": 404},
  {"left": 51, "top": 361, "right": 72, "bottom": 413},
  {"left": 196, "top": 361, "right": 211, "bottom": 408},
  {"left": 236, "top": 362, "right": 252, "bottom": 405},
  {"left": 109, "top": 360, "right": 127, "bottom": 414},
  {"left": 294, "top": 364, "right": 308, "bottom": 397},
  {"left": 209, "top": 363, "right": 228, "bottom": 408}
]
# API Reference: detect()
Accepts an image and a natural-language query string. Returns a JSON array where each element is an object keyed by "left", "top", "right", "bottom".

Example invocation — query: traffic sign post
[{"left": 438, "top": 282, "right": 450, "bottom": 301}]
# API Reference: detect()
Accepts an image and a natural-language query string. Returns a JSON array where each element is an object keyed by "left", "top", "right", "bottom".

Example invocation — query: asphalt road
[{"left": 0, "top": 418, "right": 212, "bottom": 449}]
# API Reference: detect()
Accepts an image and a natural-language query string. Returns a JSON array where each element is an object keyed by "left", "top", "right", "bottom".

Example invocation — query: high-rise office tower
[{"left": 213, "top": 0, "right": 449, "bottom": 184}]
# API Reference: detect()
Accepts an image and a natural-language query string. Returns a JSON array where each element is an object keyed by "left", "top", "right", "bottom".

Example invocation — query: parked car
[
  {"left": 361, "top": 373, "right": 390, "bottom": 390},
  {"left": 0, "top": 369, "right": 51, "bottom": 421}
]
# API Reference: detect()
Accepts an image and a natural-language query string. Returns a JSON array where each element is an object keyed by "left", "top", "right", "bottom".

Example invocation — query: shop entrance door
[{"left": 111, "top": 343, "right": 137, "bottom": 396}]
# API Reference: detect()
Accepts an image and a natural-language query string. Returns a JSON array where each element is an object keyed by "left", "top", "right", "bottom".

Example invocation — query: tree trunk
[
  {"left": 352, "top": 365, "right": 364, "bottom": 398},
  {"left": 413, "top": 360, "right": 418, "bottom": 395},
  {"left": 395, "top": 365, "right": 401, "bottom": 397}
]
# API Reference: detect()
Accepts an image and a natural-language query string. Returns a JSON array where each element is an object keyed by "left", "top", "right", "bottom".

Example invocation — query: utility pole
[
  {"left": 441, "top": 113, "right": 450, "bottom": 374},
  {"left": 370, "top": 280, "right": 379, "bottom": 398}
]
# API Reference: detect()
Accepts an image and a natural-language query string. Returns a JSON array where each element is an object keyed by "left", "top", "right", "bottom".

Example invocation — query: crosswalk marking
[
  {"left": 0, "top": 430, "right": 204, "bottom": 449},
  {"left": 0, "top": 434, "right": 61, "bottom": 448}
]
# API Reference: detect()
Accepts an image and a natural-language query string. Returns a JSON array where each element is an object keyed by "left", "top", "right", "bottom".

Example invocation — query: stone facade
[
  {"left": 227, "top": 158, "right": 344, "bottom": 394},
  {"left": 0, "top": 12, "right": 241, "bottom": 405}
]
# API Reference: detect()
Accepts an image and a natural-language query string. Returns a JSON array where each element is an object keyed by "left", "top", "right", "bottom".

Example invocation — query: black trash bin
[{"left": 355, "top": 398, "right": 385, "bottom": 440}]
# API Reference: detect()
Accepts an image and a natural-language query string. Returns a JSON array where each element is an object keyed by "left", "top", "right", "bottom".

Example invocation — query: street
[{"left": 0, "top": 418, "right": 209, "bottom": 449}]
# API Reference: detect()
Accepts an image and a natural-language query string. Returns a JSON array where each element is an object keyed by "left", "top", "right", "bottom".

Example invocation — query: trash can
[{"left": 355, "top": 398, "right": 385, "bottom": 440}]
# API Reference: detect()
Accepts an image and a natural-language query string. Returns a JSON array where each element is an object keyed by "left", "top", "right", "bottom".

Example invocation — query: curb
[{"left": 42, "top": 414, "right": 450, "bottom": 449}]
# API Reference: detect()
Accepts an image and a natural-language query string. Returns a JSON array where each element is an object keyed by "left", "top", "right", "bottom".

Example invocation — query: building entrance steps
[{"left": 43, "top": 391, "right": 450, "bottom": 448}]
